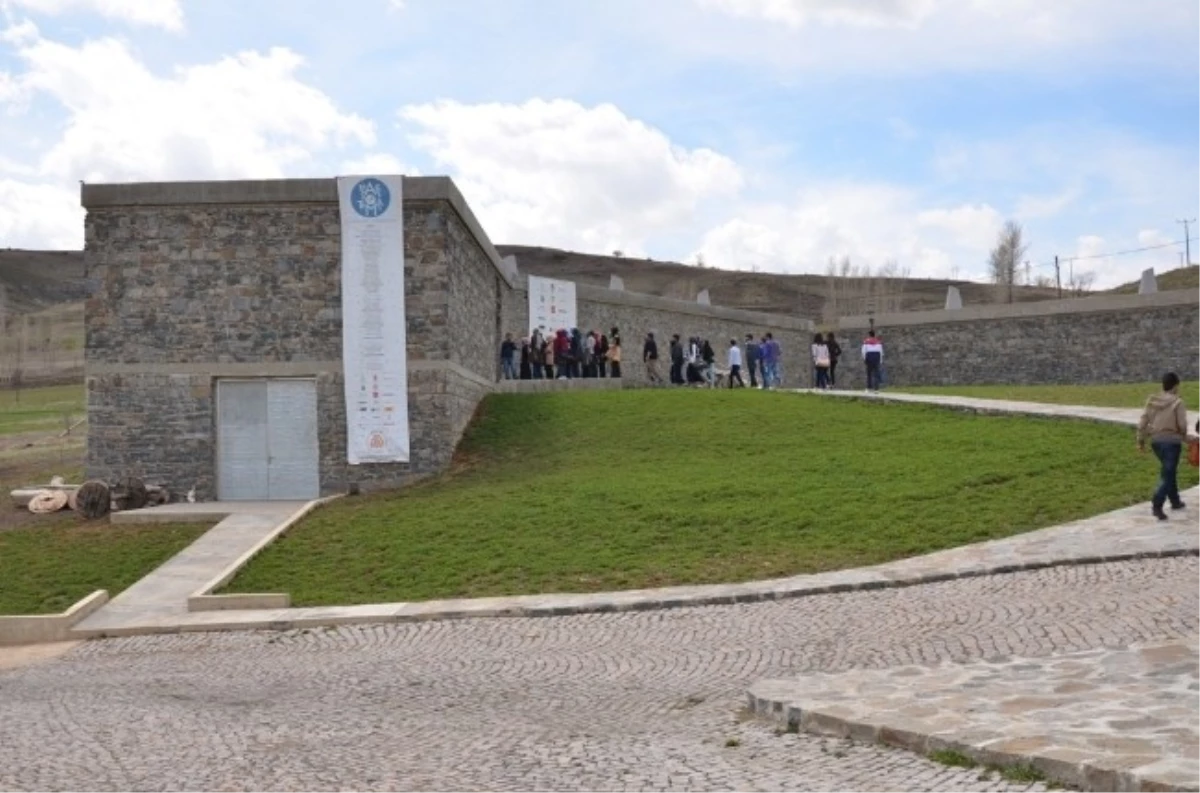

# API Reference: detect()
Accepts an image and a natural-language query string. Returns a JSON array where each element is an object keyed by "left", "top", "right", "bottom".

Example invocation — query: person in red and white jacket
[{"left": 862, "top": 331, "right": 883, "bottom": 392}]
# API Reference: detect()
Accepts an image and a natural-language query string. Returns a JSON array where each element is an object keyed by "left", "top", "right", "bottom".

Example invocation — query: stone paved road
[{"left": 2, "top": 557, "right": 1196, "bottom": 792}]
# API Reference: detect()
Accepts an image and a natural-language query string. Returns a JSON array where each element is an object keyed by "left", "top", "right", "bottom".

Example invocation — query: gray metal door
[
  {"left": 265, "top": 379, "right": 320, "bottom": 500},
  {"left": 216, "top": 379, "right": 319, "bottom": 501}
]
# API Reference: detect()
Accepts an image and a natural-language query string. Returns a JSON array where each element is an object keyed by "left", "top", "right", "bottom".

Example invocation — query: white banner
[
  {"left": 528, "top": 275, "right": 577, "bottom": 335},
  {"left": 338, "top": 175, "right": 410, "bottom": 464}
]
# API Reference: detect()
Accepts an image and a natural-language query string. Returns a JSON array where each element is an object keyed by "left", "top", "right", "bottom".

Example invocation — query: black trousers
[
  {"left": 747, "top": 361, "right": 758, "bottom": 387},
  {"left": 610, "top": 361, "right": 621, "bottom": 378},
  {"left": 729, "top": 364, "right": 744, "bottom": 387},
  {"left": 829, "top": 360, "right": 838, "bottom": 386},
  {"left": 598, "top": 358, "right": 607, "bottom": 378},
  {"left": 866, "top": 361, "right": 881, "bottom": 390},
  {"left": 670, "top": 361, "right": 684, "bottom": 384}
]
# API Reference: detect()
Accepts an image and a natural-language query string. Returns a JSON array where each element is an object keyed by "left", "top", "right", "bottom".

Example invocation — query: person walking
[
  {"left": 530, "top": 334, "right": 544, "bottom": 379},
  {"left": 669, "top": 334, "right": 685, "bottom": 385},
  {"left": 862, "top": 330, "right": 883, "bottom": 392},
  {"left": 597, "top": 332, "right": 610, "bottom": 378},
  {"left": 811, "top": 333, "right": 831, "bottom": 390},
  {"left": 554, "top": 329, "right": 571, "bottom": 379},
  {"left": 727, "top": 339, "right": 745, "bottom": 387},
  {"left": 519, "top": 338, "right": 532, "bottom": 380},
  {"left": 500, "top": 333, "right": 518, "bottom": 380},
  {"left": 761, "top": 333, "right": 779, "bottom": 388},
  {"left": 701, "top": 339, "right": 716, "bottom": 387},
  {"left": 744, "top": 333, "right": 760, "bottom": 388},
  {"left": 643, "top": 332, "right": 662, "bottom": 384},
  {"left": 569, "top": 328, "right": 584, "bottom": 379},
  {"left": 826, "top": 331, "right": 842, "bottom": 388},
  {"left": 1137, "top": 371, "right": 1194, "bottom": 520},
  {"left": 541, "top": 336, "right": 555, "bottom": 379},
  {"left": 607, "top": 330, "right": 622, "bottom": 378},
  {"left": 583, "top": 331, "right": 597, "bottom": 378}
]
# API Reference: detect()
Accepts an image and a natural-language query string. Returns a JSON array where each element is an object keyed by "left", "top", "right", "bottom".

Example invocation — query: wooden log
[
  {"left": 112, "top": 476, "right": 148, "bottom": 511},
  {"left": 28, "top": 490, "right": 68, "bottom": 514},
  {"left": 10, "top": 483, "right": 166, "bottom": 509},
  {"left": 75, "top": 481, "right": 111, "bottom": 520}
]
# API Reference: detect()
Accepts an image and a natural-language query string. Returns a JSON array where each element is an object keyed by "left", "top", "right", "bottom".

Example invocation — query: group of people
[
  {"left": 639, "top": 332, "right": 785, "bottom": 389},
  {"left": 808, "top": 329, "right": 885, "bottom": 391},
  {"left": 501, "top": 327, "right": 623, "bottom": 380}
]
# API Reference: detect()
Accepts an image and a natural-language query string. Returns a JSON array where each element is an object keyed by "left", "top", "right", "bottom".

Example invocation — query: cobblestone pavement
[{"left": 3, "top": 557, "right": 1196, "bottom": 792}]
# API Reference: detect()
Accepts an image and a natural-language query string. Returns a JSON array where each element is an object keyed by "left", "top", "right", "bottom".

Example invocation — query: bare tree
[
  {"left": 1065, "top": 270, "right": 1096, "bottom": 296},
  {"left": 988, "top": 220, "right": 1030, "bottom": 303}
]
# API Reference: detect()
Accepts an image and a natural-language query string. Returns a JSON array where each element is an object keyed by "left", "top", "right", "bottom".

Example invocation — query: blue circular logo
[{"left": 350, "top": 178, "right": 391, "bottom": 218}]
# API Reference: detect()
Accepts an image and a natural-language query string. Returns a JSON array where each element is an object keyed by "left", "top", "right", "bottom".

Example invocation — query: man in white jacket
[{"left": 727, "top": 339, "right": 745, "bottom": 387}]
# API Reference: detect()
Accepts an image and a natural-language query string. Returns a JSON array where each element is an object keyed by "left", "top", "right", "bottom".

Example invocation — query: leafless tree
[
  {"left": 1065, "top": 270, "right": 1096, "bottom": 296},
  {"left": 988, "top": 220, "right": 1030, "bottom": 303}
]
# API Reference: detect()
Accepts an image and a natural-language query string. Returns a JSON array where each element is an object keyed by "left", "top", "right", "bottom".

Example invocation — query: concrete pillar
[
  {"left": 944, "top": 286, "right": 963, "bottom": 310},
  {"left": 609, "top": 275, "right": 625, "bottom": 291},
  {"left": 697, "top": 289, "right": 711, "bottom": 305},
  {"left": 1138, "top": 268, "right": 1157, "bottom": 295}
]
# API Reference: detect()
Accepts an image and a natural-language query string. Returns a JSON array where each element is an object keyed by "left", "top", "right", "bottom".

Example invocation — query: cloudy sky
[{"left": 0, "top": 0, "right": 1196, "bottom": 287}]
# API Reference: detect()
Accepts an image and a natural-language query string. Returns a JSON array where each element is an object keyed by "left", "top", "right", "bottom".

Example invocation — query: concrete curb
[
  {"left": 185, "top": 495, "right": 342, "bottom": 612},
  {"left": 0, "top": 590, "right": 109, "bottom": 647}
]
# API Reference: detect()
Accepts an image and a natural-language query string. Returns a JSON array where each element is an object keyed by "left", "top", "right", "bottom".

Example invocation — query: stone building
[{"left": 81, "top": 177, "right": 812, "bottom": 502}]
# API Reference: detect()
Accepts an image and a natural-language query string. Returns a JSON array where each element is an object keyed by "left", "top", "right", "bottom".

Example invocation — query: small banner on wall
[
  {"left": 338, "top": 174, "right": 410, "bottom": 464},
  {"left": 528, "top": 275, "right": 577, "bottom": 335}
]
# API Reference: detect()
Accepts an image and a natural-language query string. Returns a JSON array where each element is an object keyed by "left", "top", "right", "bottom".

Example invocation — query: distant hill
[
  {"left": 1108, "top": 265, "right": 1198, "bottom": 295},
  {"left": 496, "top": 245, "right": 1064, "bottom": 317},
  {"left": 0, "top": 250, "right": 86, "bottom": 316}
]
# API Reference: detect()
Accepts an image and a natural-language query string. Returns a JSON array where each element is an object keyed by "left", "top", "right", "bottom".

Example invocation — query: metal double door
[{"left": 216, "top": 379, "right": 319, "bottom": 500}]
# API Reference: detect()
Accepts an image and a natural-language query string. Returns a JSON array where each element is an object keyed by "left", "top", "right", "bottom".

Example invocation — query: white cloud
[
  {"left": 4, "top": 0, "right": 184, "bottom": 30},
  {"left": 400, "top": 98, "right": 743, "bottom": 253},
  {"left": 0, "top": 179, "right": 81, "bottom": 248},
  {"left": 1014, "top": 188, "right": 1080, "bottom": 220},
  {"left": 696, "top": 0, "right": 936, "bottom": 29},
  {"left": 340, "top": 153, "right": 414, "bottom": 176},
  {"left": 0, "top": 27, "right": 377, "bottom": 247},
  {"left": 694, "top": 183, "right": 1000, "bottom": 279}
]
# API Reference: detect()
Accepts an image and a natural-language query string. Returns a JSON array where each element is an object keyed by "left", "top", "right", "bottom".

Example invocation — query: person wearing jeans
[
  {"left": 500, "top": 333, "right": 518, "bottom": 380},
  {"left": 862, "top": 331, "right": 883, "bottom": 391},
  {"left": 1137, "top": 371, "right": 1194, "bottom": 520}
]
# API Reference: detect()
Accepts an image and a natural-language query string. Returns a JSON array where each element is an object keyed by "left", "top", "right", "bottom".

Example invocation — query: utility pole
[
  {"left": 1178, "top": 219, "right": 1195, "bottom": 266},
  {"left": 1054, "top": 255, "right": 1062, "bottom": 298}
]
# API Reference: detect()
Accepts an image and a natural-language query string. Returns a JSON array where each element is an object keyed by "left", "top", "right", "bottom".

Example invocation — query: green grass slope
[{"left": 227, "top": 391, "right": 1194, "bottom": 606}]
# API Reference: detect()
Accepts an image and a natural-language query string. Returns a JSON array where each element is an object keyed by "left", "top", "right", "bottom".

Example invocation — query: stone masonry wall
[
  {"left": 500, "top": 278, "right": 816, "bottom": 387},
  {"left": 83, "top": 179, "right": 500, "bottom": 500},
  {"left": 830, "top": 293, "right": 1200, "bottom": 390}
]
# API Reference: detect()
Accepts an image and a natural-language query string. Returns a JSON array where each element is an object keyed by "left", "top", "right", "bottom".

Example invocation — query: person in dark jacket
[
  {"left": 669, "top": 334, "right": 685, "bottom": 385},
  {"left": 569, "top": 328, "right": 584, "bottom": 379},
  {"left": 826, "top": 332, "right": 842, "bottom": 388},
  {"left": 519, "top": 338, "right": 532, "bottom": 380},
  {"left": 700, "top": 339, "right": 716, "bottom": 387},
  {"left": 744, "top": 333, "right": 760, "bottom": 388},
  {"left": 500, "top": 333, "right": 518, "bottom": 380},
  {"left": 643, "top": 332, "right": 661, "bottom": 384},
  {"left": 597, "top": 333, "right": 609, "bottom": 378}
]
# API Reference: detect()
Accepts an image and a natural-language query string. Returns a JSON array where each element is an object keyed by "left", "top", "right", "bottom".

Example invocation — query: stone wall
[
  {"left": 500, "top": 276, "right": 815, "bottom": 387},
  {"left": 82, "top": 178, "right": 509, "bottom": 499},
  {"left": 829, "top": 290, "right": 1200, "bottom": 390}
]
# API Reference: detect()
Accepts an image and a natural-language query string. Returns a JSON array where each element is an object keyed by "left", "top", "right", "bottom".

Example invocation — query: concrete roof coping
[
  {"left": 509, "top": 272, "right": 812, "bottom": 330},
  {"left": 836, "top": 287, "right": 1199, "bottom": 330},
  {"left": 80, "top": 176, "right": 515, "bottom": 288}
]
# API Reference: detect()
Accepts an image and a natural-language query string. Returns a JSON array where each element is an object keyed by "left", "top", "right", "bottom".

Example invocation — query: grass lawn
[
  {"left": 226, "top": 390, "right": 1197, "bottom": 606},
  {"left": 898, "top": 381, "right": 1200, "bottom": 409},
  {"left": 0, "top": 519, "right": 210, "bottom": 614},
  {"left": 0, "top": 384, "right": 85, "bottom": 436}
]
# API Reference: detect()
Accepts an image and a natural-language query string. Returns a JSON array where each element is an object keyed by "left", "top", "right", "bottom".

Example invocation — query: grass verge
[
  {"left": 0, "top": 518, "right": 210, "bottom": 614},
  {"left": 0, "top": 384, "right": 85, "bottom": 436},
  {"left": 898, "top": 380, "right": 1200, "bottom": 409},
  {"left": 226, "top": 390, "right": 1195, "bottom": 606}
]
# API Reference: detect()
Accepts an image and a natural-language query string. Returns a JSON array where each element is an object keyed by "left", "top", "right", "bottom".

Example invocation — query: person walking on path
[
  {"left": 529, "top": 330, "right": 544, "bottom": 380},
  {"left": 701, "top": 339, "right": 716, "bottom": 387},
  {"left": 542, "top": 336, "right": 556, "bottom": 380},
  {"left": 744, "top": 333, "right": 760, "bottom": 388},
  {"left": 811, "top": 333, "right": 831, "bottom": 390},
  {"left": 597, "top": 332, "right": 610, "bottom": 378},
  {"left": 727, "top": 339, "right": 745, "bottom": 387},
  {"left": 862, "top": 331, "right": 883, "bottom": 392},
  {"left": 519, "top": 338, "right": 532, "bottom": 380},
  {"left": 500, "top": 333, "right": 518, "bottom": 380},
  {"left": 1137, "top": 371, "right": 1195, "bottom": 520},
  {"left": 669, "top": 334, "right": 685, "bottom": 385},
  {"left": 761, "top": 333, "right": 780, "bottom": 388},
  {"left": 826, "top": 332, "right": 842, "bottom": 388},
  {"left": 607, "top": 329, "right": 622, "bottom": 378},
  {"left": 643, "top": 332, "right": 662, "bottom": 384}
]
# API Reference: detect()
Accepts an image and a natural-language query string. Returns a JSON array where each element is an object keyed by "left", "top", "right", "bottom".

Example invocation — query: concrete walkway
[
  {"left": 69, "top": 391, "right": 1198, "bottom": 641},
  {"left": 73, "top": 501, "right": 313, "bottom": 635}
]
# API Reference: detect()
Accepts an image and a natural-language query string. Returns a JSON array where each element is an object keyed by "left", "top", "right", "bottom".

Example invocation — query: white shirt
[
  {"left": 811, "top": 343, "right": 829, "bottom": 364},
  {"left": 728, "top": 345, "right": 742, "bottom": 367}
]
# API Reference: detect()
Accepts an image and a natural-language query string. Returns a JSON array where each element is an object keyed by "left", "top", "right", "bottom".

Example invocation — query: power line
[{"left": 1065, "top": 236, "right": 1185, "bottom": 263}]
